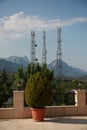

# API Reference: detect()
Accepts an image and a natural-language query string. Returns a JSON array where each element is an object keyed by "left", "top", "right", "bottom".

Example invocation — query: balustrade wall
[{"left": 0, "top": 90, "right": 87, "bottom": 119}]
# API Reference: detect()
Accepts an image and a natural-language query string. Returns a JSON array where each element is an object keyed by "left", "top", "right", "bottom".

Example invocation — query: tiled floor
[{"left": 0, "top": 116, "right": 87, "bottom": 130}]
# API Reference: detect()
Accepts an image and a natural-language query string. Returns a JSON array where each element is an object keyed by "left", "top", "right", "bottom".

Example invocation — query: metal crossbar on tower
[
  {"left": 30, "top": 30, "right": 37, "bottom": 64},
  {"left": 42, "top": 30, "right": 47, "bottom": 65},
  {"left": 56, "top": 27, "right": 62, "bottom": 78}
]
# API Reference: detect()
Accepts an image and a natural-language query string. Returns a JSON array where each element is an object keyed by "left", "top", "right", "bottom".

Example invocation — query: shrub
[{"left": 25, "top": 72, "right": 53, "bottom": 108}]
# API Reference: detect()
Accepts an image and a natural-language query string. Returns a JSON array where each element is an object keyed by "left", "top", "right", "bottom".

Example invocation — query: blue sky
[{"left": 0, "top": 0, "right": 87, "bottom": 70}]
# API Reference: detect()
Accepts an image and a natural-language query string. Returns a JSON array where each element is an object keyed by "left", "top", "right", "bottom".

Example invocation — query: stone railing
[{"left": 0, "top": 90, "right": 87, "bottom": 119}]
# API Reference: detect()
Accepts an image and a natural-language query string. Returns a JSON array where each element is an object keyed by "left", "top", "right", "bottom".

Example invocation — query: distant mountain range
[
  {"left": 6, "top": 56, "right": 29, "bottom": 67},
  {"left": 0, "top": 59, "right": 19, "bottom": 73},
  {"left": 0, "top": 56, "right": 29, "bottom": 73},
  {"left": 48, "top": 60, "right": 87, "bottom": 78},
  {"left": 0, "top": 56, "right": 87, "bottom": 78}
]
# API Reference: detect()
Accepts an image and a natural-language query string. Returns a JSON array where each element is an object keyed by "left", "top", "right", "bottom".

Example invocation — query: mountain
[
  {"left": 0, "top": 56, "right": 87, "bottom": 78},
  {"left": 5, "top": 56, "right": 29, "bottom": 67},
  {"left": 0, "top": 56, "right": 29, "bottom": 73},
  {"left": 78, "top": 75, "right": 87, "bottom": 80},
  {"left": 0, "top": 59, "right": 19, "bottom": 73},
  {"left": 48, "top": 60, "right": 87, "bottom": 78}
]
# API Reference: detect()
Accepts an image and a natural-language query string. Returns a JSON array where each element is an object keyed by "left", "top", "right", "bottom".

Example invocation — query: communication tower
[
  {"left": 42, "top": 30, "right": 47, "bottom": 65},
  {"left": 30, "top": 30, "right": 37, "bottom": 64},
  {"left": 56, "top": 27, "right": 62, "bottom": 78}
]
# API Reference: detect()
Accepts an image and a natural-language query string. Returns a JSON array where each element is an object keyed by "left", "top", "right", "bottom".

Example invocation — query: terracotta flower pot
[{"left": 30, "top": 108, "right": 45, "bottom": 121}]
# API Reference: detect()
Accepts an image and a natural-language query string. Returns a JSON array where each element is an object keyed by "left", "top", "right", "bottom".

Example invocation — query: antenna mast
[
  {"left": 56, "top": 27, "right": 62, "bottom": 78},
  {"left": 30, "top": 30, "right": 37, "bottom": 64},
  {"left": 42, "top": 30, "right": 47, "bottom": 65}
]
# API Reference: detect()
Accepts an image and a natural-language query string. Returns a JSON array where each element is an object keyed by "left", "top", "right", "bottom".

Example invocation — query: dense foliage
[
  {"left": 52, "top": 79, "right": 87, "bottom": 105},
  {"left": 0, "top": 69, "right": 13, "bottom": 107},
  {"left": 1, "top": 63, "right": 87, "bottom": 107},
  {"left": 24, "top": 63, "right": 53, "bottom": 83}
]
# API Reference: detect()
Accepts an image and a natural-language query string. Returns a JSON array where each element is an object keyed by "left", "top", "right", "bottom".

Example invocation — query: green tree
[
  {"left": 53, "top": 80, "right": 65, "bottom": 105},
  {"left": 0, "top": 82, "right": 13, "bottom": 107},
  {"left": 1, "top": 68, "right": 7, "bottom": 83},
  {"left": 17, "top": 66, "right": 24, "bottom": 79},
  {"left": 34, "top": 63, "right": 41, "bottom": 73},
  {"left": 31, "top": 64, "right": 35, "bottom": 75},
  {"left": 12, "top": 66, "right": 25, "bottom": 91},
  {"left": 12, "top": 78, "right": 25, "bottom": 91},
  {"left": 24, "top": 64, "right": 31, "bottom": 82},
  {"left": 41, "top": 64, "right": 53, "bottom": 80}
]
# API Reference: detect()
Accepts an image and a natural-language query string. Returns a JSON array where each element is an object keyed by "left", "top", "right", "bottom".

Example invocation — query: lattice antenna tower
[
  {"left": 56, "top": 27, "right": 62, "bottom": 78},
  {"left": 30, "top": 30, "right": 37, "bottom": 64},
  {"left": 42, "top": 30, "right": 47, "bottom": 65}
]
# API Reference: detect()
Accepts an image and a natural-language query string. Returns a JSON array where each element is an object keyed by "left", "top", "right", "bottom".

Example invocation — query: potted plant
[{"left": 25, "top": 72, "right": 53, "bottom": 121}]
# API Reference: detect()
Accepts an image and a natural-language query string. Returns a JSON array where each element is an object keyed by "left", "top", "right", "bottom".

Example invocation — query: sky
[{"left": 0, "top": 0, "right": 87, "bottom": 70}]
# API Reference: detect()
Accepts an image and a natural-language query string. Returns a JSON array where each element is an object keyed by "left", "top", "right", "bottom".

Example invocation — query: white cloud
[{"left": 0, "top": 11, "right": 87, "bottom": 39}]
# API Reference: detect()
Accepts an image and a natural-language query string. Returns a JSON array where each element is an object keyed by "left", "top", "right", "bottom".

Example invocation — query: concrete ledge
[
  {"left": 0, "top": 108, "right": 14, "bottom": 119},
  {"left": 45, "top": 106, "right": 87, "bottom": 117}
]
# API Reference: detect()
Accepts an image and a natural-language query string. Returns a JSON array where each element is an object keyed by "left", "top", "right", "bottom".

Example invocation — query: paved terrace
[
  {"left": 0, "top": 90, "right": 87, "bottom": 130},
  {"left": 0, "top": 116, "right": 87, "bottom": 130}
]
